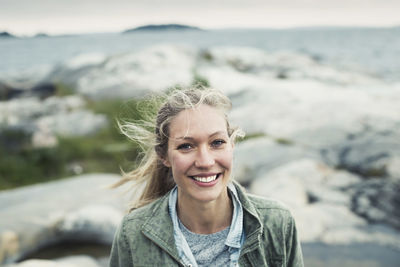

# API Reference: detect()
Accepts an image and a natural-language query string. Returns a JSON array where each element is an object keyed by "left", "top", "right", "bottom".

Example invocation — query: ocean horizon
[{"left": 1, "top": 27, "right": 399, "bottom": 83}]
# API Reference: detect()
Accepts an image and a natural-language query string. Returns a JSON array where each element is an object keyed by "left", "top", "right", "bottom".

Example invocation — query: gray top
[
  {"left": 178, "top": 219, "right": 231, "bottom": 267},
  {"left": 168, "top": 183, "right": 244, "bottom": 267}
]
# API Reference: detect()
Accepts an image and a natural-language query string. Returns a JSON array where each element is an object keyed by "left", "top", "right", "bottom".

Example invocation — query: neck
[{"left": 177, "top": 189, "right": 233, "bottom": 234}]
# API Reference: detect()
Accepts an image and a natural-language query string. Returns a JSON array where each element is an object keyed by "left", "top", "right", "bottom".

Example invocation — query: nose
[{"left": 194, "top": 145, "right": 215, "bottom": 168}]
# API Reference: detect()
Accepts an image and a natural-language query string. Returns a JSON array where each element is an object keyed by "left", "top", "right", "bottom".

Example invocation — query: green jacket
[{"left": 110, "top": 182, "right": 304, "bottom": 267}]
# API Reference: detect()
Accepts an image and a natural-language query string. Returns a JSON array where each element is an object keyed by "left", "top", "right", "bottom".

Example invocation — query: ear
[
  {"left": 229, "top": 137, "right": 235, "bottom": 149},
  {"left": 161, "top": 156, "right": 171, "bottom": 168}
]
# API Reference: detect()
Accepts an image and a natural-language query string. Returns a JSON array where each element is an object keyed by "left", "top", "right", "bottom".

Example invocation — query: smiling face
[{"left": 163, "top": 104, "right": 234, "bottom": 204}]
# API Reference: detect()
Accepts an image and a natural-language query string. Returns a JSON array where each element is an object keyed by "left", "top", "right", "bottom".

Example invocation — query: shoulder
[
  {"left": 245, "top": 193, "right": 298, "bottom": 243},
  {"left": 245, "top": 192, "right": 295, "bottom": 223},
  {"left": 247, "top": 193, "right": 291, "bottom": 212},
  {"left": 233, "top": 181, "right": 294, "bottom": 220},
  {"left": 127, "top": 200, "right": 159, "bottom": 220},
  {"left": 119, "top": 196, "right": 166, "bottom": 233}
]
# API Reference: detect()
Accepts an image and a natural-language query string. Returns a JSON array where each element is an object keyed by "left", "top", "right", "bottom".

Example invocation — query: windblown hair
[{"left": 113, "top": 86, "right": 244, "bottom": 210}]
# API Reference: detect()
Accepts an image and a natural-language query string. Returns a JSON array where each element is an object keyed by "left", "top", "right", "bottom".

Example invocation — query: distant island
[
  {"left": 123, "top": 24, "right": 202, "bottom": 33},
  {"left": 0, "top": 31, "right": 16, "bottom": 38},
  {"left": 34, "top": 33, "right": 50, "bottom": 38}
]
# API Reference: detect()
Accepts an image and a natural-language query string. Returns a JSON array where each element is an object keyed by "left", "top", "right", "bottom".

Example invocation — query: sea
[{"left": 1, "top": 27, "right": 400, "bottom": 82}]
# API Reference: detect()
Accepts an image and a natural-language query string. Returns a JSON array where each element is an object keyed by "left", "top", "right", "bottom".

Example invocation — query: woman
[{"left": 110, "top": 87, "right": 304, "bottom": 267}]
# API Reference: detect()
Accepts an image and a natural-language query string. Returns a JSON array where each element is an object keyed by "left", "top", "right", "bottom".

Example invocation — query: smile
[{"left": 190, "top": 174, "right": 220, "bottom": 183}]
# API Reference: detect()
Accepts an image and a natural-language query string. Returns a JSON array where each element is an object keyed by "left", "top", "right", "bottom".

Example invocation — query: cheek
[
  {"left": 218, "top": 149, "right": 234, "bottom": 169},
  {"left": 170, "top": 153, "right": 193, "bottom": 173}
]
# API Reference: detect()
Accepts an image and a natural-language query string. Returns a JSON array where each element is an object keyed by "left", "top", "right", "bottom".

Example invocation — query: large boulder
[
  {"left": 248, "top": 159, "right": 400, "bottom": 249},
  {"left": 249, "top": 159, "right": 361, "bottom": 208},
  {"left": 233, "top": 137, "right": 319, "bottom": 185},
  {"left": 0, "top": 95, "right": 107, "bottom": 148},
  {"left": 197, "top": 46, "right": 382, "bottom": 88},
  {"left": 46, "top": 45, "right": 197, "bottom": 99},
  {"left": 0, "top": 174, "right": 128, "bottom": 265},
  {"left": 9, "top": 255, "right": 101, "bottom": 267},
  {"left": 224, "top": 79, "right": 400, "bottom": 181}
]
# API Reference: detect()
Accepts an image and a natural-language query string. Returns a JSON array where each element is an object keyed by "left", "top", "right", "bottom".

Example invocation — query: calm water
[{"left": 1, "top": 27, "right": 400, "bottom": 82}]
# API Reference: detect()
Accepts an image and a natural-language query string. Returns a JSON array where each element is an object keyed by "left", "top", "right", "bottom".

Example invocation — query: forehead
[{"left": 169, "top": 105, "right": 227, "bottom": 138}]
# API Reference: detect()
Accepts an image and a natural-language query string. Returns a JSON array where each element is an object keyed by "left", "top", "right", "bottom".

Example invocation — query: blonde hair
[{"left": 114, "top": 86, "right": 244, "bottom": 210}]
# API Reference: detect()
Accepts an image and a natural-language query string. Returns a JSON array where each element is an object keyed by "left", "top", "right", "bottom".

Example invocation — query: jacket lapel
[
  {"left": 141, "top": 193, "right": 183, "bottom": 264},
  {"left": 234, "top": 182, "right": 268, "bottom": 266}
]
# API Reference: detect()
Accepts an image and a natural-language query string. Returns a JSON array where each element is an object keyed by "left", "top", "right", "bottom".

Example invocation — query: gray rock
[
  {"left": 58, "top": 204, "right": 122, "bottom": 243},
  {"left": 386, "top": 156, "right": 400, "bottom": 182},
  {"left": 9, "top": 255, "right": 101, "bottom": 267},
  {"left": 35, "top": 110, "right": 108, "bottom": 137},
  {"left": 247, "top": 158, "right": 400, "bottom": 249},
  {"left": 320, "top": 118, "right": 400, "bottom": 179},
  {"left": 0, "top": 95, "right": 108, "bottom": 147},
  {"left": 249, "top": 159, "right": 360, "bottom": 206},
  {"left": 325, "top": 171, "right": 362, "bottom": 188},
  {"left": 0, "top": 65, "right": 53, "bottom": 90},
  {"left": 293, "top": 203, "right": 367, "bottom": 243},
  {"left": 225, "top": 76, "right": 400, "bottom": 181},
  {"left": 250, "top": 170, "right": 309, "bottom": 208},
  {"left": 0, "top": 174, "right": 128, "bottom": 265},
  {"left": 350, "top": 178, "right": 400, "bottom": 230},
  {"left": 197, "top": 47, "right": 381, "bottom": 86},
  {"left": 233, "top": 137, "right": 318, "bottom": 185},
  {"left": 47, "top": 45, "right": 196, "bottom": 99}
]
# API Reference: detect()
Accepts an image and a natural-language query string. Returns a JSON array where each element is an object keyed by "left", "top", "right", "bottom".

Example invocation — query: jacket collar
[
  {"left": 140, "top": 192, "right": 182, "bottom": 264},
  {"left": 139, "top": 181, "right": 263, "bottom": 262},
  {"left": 232, "top": 181, "right": 264, "bottom": 255}
]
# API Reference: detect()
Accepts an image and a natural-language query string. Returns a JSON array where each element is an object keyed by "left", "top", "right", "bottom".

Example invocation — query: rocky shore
[
  {"left": 0, "top": 174, "right": 125, "bottom": 266},
  {"left": 1, "top": 44, "right": 399, "bottom": 266}
]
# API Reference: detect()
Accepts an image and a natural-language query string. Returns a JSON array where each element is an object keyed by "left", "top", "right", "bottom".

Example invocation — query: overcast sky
[{"left": 1, "top": 0, "right": 399, "bottom": 35}]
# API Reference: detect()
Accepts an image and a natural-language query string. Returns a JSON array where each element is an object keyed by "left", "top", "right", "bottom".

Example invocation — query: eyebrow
[{"left": 175, "top": 131, "right": 227, "bottom": 140}]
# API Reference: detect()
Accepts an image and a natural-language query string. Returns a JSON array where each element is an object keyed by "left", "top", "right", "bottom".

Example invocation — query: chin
[{"left": 192, "top": 185, "right": 228, "bottom": 203}]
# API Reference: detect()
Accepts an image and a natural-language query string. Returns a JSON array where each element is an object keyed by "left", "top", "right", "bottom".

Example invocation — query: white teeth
[{"left": 192, "top": 175, "right": 217, "bottom": 183}]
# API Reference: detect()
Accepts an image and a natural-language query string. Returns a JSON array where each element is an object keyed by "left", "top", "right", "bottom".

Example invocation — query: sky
[{"left": 1, "top": 0, "right": 399, "bottom": 36}]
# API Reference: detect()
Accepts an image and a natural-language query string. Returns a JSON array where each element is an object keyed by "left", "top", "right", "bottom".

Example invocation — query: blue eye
[
  {"left": 211, "top": 139, "right": 226, "bottom": 147},
  {"left": 177, "top": 143, "right": 193, "bottom": 150}
]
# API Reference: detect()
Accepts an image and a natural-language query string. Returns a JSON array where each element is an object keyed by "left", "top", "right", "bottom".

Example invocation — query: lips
[{"left": 190, "top": 173, "right": 221, "bottom": 183}]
